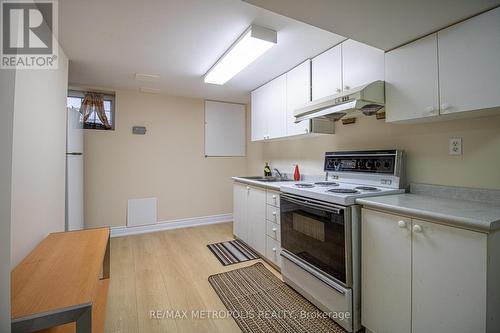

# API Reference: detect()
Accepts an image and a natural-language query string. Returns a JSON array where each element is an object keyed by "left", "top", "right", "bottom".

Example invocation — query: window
[{"left": 67, "top": 90, "right": 115, "bottom": 130}]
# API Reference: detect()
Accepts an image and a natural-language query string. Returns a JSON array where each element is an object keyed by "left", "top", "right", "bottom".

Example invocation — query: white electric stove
[{"left": 278, "top": 150, "right": 405, "bottom": 332}]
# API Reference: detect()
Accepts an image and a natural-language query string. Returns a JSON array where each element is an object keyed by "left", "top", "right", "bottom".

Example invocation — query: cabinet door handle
[
  {"left": 246, "top": 186, "right": 250, "bottom": 191},
  {"left": 272, "top": 247, "right": 277, "bottom": 252},
  {"left": 413, "top": 224, "right": 423, "bottom": 233},
  {"left": 272, "top": 212, "right": 277, "bottom": 216},
  {"left": 344, "top": 85, "right": 350, "bottom": 90},
  {"left": 272, "top": 195, "right": 276, "bottom": 199},
  {"left": 336, "top": 88, "right": 342, "bottom": 93},
  {"left": 398, "top": 220, "right": 407, "bottom": 228},
  {"left": 272, "top": 227, "right": 277, "bottom": 232},
  {"left": 304, "top": 128, "right": 309, "bottom": 133},
  {"left": 440, "top": 103, "right": 450, "bottom": 111}
]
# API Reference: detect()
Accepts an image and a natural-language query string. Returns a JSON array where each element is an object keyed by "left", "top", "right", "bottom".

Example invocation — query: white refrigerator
[{"left": 66, "top": 107, "right": 84, "bottom": 231}]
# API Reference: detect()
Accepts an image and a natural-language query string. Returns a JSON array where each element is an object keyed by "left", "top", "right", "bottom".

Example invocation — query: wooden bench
[{"left": 11, "top": 228, "right": 110, "bottom": 333}]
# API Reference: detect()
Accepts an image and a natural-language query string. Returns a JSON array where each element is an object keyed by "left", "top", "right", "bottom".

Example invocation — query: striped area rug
[
  {"left": 207, "top": 239, "right": 260, "bottom": 266},
  {"left": 209, "top": 262, "right": 347, "bottom": 333}
]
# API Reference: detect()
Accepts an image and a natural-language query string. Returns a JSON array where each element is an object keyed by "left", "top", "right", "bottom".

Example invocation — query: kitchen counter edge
[
  {"left": 232, "top": 177, "right": 286, "bottom": 191},
  {"left": 356, "top": 194, "right": 500, "bottom": 233}
]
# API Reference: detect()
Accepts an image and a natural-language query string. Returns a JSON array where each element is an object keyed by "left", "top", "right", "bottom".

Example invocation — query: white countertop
[{"left": 357, "top": 194, "right": 500, "bottom": 233}]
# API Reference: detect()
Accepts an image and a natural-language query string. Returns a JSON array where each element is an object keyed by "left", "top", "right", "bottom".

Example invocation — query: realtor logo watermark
[{"left": 1, "top": 0, "right": 58, "bottom": 69}]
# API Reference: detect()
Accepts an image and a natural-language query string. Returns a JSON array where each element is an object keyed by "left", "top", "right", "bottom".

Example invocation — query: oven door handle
[
  {"left": 280, "top": 194, "right": 341, "bottom": 214},
  {"left": 281, "top": 250, "right": 347, "bottom": 294}
]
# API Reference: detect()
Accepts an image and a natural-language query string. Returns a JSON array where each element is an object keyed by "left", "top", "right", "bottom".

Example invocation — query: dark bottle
[{"left": 264, "top": 162, "right": 272, "bottom": 177}]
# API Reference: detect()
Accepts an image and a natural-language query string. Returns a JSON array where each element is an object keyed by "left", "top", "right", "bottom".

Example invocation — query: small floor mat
[{"left": 207, "top": 239, "right": 260, "bottom": 266}]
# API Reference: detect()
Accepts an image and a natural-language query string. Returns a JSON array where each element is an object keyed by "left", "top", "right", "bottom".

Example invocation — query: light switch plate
[{"left": 449, "top": 137, "right": 463, "bottom": 155}]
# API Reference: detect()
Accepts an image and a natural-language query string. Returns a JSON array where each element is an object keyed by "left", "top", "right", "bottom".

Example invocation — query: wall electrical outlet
[{"left": 449, "top": 137, "right": 463, "bottom": 155}]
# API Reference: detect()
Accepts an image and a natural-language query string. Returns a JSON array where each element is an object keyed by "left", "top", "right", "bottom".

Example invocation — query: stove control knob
[
  {"left": 375, "top": 160, "right": 382, "bottom": 169},
  {"left": 365, "top": 160, "right": 373, "bottom": 168}
]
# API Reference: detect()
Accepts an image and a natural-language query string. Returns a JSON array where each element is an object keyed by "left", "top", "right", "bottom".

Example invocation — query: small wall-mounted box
[{"left": 132, "top": 126, "right": 147, "bottom": 135}]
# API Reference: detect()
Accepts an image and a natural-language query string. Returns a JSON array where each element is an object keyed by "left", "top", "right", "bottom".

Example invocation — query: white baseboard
[{"left": 110, "top": 213, "right": 233, "bottom": 238}]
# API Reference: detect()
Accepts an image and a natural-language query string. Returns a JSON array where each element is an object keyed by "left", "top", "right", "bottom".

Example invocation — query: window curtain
[{"left": 80, "top": 92, "right": 111, "bottom": 129}]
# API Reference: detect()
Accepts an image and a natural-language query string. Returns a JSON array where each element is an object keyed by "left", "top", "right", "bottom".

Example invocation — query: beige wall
[
  {"left": 0, "top": 66, "right": 15, "bottom": 330},
  {"left": 10, "top": 47, "right": 69, "bottom": 267},
  {"left": 84, "top": 90, "right": 249, "bottom": 228},
  {"left": 248, "top": 114, "right": 500, "bottom": 190},
  {"left": 86, "top": 92, "right": 500, "bottom": 230}
]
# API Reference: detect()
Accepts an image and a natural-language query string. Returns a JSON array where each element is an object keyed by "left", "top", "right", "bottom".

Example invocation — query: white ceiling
[
  {"left": 243, "top": 0, "right": 500, "bottom": 50},
  {"left": 60, "top": 0, "right": 345, "bottom": 103}
]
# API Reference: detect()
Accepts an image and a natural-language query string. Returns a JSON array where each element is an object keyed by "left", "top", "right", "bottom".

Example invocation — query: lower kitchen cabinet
[
  {"left": 233, "top": 183, "right": 266, "bottom": 254},
  {"left": 247, "top": 186, "right": 266, "bottom": 255},
  {"left": 233, "top": 183, "right": 282, "bottom": 267},
  {"left": 411, "top": 219, "right": 486, "bottom": 333},
  {"left": 361, "top": 208, "right": 491, "bottom": 333},
  {"left": 266, "top": 204, "right": 280, "bottom": 224},
  {"left": 233, "top": 182, "right": 249, "bottom": 242},
  {"left": 233, "top": 183, "right": 266, "bottom": 250},
  {"left": 361, "top": 209, "right": 411, "bottom": 333},
  {"left": 265, "top": 236, "right": 281, "bottom": 267},
  {"left": 266, "top": 220, "right": 280, "bottom": 241}
]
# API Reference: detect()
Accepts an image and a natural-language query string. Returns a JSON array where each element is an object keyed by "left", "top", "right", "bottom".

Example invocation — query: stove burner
[
  {"left": 295, "top": 183, "right": 315, "bottom": 188},
  {"left": 314, "top": 181, "right": 339, "bottom": 187},
  {"left": 354, "top": 186, "right": 380, "bottom": 191},
  {"left": 327, "top": 188, "right": 359, "bottom": 194}
]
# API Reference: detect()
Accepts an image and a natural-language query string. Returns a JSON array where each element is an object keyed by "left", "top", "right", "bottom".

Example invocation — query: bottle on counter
[
  {"left": 264, "top": 162, "right": 272, "bottom": 177},
  {"left": 294, "top": 164, "right": 300, "bottom": 181}
]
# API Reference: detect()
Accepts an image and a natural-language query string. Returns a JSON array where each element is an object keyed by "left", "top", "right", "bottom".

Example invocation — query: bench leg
[
  {"left": 102, "top": 236, "right": 110, "bottom": 279},
  {"left": 76, "top": 305, "right": 92, "bottom": 333},
  {"left": 12, "top": 303, "right": 92, "bottom": 333}
]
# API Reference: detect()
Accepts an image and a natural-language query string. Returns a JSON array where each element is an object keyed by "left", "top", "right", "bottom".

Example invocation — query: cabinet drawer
[
  {"left": 266, "top": 204, "right": 280, "bottom": 224},
  {"left": 265, "top": 236, "right": 281, "bottom": 267},
  {"left": 266, "top": 191, "right": 280, "bottom": 207},
  {"left": 266, "top": 220, "right": 281, "bottom": 242}
]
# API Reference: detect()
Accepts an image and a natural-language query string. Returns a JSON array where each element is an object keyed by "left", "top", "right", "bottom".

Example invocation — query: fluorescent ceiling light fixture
[
  {"left": 140, "top": 87, "right": 161, "bottom": 94},
  {"left": 204, "top": 25, "right": 277, "bottom": 85},
  {"left": 135, "top": 73, "right": 160, "bottom": 81}
]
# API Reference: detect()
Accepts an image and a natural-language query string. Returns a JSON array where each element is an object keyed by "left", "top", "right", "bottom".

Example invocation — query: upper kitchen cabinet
[
  {"left": 251, "top": 62, "right": 333, "bottom": 141},
  {"left": 386, "top": 7, "right": 500, "bottom": 122},
  {"left": 312, "top": 45, "right": 342, "bottom": 100},
  {"left": 311, "top": 40, "right": 384, "bottom": 101},
  {"left": 267, "top": 74, "right": 287, "bottom": 139},
  {"left": 250, "top": 84, "right": 268, "bottom": 141},
  {"left": 251, "top": 74, "right": 286, "bottom": 141},
  {"left": 438, "top": 7, "right": 500, "bottom": 115},
  {"left": 385, "top": 34, "right": 440, "bottom": 122},
  {"left": 342, "top": 39, "right": 384, "bottom": 91},
  {"left": 286, "top": 60, "right": 311, "bottom": 136}
]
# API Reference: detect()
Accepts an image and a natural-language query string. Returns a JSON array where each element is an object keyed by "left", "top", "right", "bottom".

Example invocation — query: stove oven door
[{"left": 280, "top": 194, "right": 352, "bottom": 288}]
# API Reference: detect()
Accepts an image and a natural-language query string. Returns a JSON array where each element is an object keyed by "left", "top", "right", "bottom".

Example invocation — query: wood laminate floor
[{"left": 104, "top": 222, "right": 281, "bottom": 333}]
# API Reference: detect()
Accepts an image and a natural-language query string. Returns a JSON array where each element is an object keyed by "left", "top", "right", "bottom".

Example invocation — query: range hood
[{"left": 294, "top": 80, "right": 385, "bottom": 123}]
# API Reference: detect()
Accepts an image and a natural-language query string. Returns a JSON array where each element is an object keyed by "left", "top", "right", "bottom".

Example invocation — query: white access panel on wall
[
  {"left": 127, "top": 198, "right": 157, "bottom": 227},
  {"left": 205, "top": 100, "right": 246, "bottom": 157}
]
